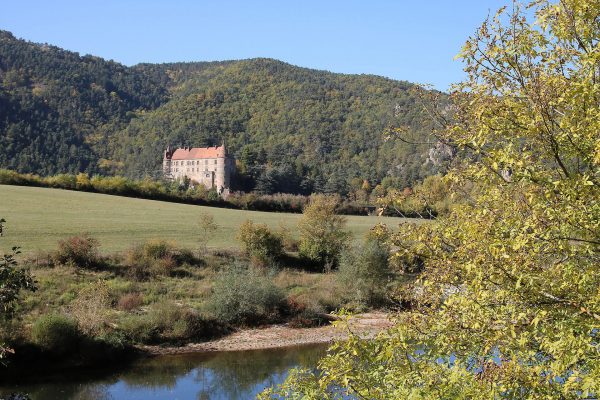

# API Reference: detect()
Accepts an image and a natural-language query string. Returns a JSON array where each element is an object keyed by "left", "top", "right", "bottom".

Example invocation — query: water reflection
[{"left": 0, "top": 344, "right": 327, "bottom": 400}]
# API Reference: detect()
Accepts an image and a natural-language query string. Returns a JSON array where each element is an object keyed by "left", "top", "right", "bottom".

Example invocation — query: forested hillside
[{"left": 0, "top": 30, "right": 447, "bottom": 194}]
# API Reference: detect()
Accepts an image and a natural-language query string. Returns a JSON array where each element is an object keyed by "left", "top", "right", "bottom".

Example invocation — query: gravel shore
[{"left": 137, "top": 312, "right": 392, "bottom": 355}]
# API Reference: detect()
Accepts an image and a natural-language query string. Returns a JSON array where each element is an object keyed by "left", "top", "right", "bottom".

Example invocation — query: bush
[
  {"left": 69, "top": 281, "right": 111, "bottom": 335},
  {"left": 338, "top": 239, "right": 391, "bottom": 307},
  {"left": 207, "top": 262, "right": 285, "bottom": 325},
  {"left": 45, "top": 174, "right": 77, "bottom": 189},
  {"left": 119, "top": 302, "right": 226, "bottom": 344},
  {"left": 124, "top": 240, "right": 183, "bottom": 279},
  {"left": 285, "top": 296, "right": 329, "bottom": 328},
  {"left": 54, "top": 234, "right": 101, "bottom": 268},
  {"left": 117, "top": 293, "right": 144, "bottom": 311},
  {"left": 31, "top": 314, "right": 80, "bottom": 354},
  {"left": 237, "top": 220, "right": 283, "bottom": 267}
]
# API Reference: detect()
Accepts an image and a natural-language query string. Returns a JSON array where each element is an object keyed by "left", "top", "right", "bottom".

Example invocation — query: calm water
[{"left": 0, "top": 344, "right": 328, "bottom": 400}]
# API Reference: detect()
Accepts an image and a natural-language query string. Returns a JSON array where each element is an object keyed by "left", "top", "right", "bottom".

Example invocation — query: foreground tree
[{"left": 262, "top": 1, "right": 600, "bottom": 398}]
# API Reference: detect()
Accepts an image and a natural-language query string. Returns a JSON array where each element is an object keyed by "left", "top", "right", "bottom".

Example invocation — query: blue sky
[{"left": 1, "top": 1, "right": 509, "bottom": 91}]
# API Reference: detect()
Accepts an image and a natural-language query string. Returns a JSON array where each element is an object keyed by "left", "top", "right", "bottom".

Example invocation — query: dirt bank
[{"left": 137, "top": 312, "right": 392, "bottom": 356}]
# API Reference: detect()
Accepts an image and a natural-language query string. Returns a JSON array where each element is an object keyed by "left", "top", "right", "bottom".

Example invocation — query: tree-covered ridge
[
  {"left": 0, "top": 30, "right": 445, "bottom": 193},
  {"left": 116, "top": 58, "right": 442, "bottom": 194},
  {"left": 0, "top": 30, "right": 169, "bottom": 175}
]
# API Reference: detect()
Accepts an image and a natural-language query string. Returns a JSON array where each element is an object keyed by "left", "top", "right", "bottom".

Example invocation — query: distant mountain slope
[
  {"left": 0, "top": 30, "right": 170, "bottom": 174},
  {"left": 0, "top": 30, "right": 445, "bottom": 194}
]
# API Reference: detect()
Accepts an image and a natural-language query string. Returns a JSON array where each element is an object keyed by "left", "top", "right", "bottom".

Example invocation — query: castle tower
[{"left": 162, "top": 145, "right": 174, "bottom": 179}]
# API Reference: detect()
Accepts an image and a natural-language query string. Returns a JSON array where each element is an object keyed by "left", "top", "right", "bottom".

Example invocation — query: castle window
[
  {"left": 205, "top": 160, "right": 208, "bottom": 164},
  {"left": 214, "top": 160, "right": 217, "bottom": 165}
]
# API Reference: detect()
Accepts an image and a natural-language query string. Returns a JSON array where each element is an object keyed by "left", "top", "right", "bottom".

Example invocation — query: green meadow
[{"left": 0, "top": 184, "right": 412, "bottom": 254}]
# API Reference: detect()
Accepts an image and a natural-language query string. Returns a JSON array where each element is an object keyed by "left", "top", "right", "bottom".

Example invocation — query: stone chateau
[{"left": 163, "top": 144, "right": 234, "bottom": 193}]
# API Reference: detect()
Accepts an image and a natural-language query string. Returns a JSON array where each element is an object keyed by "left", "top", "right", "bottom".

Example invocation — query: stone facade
[{"left": 163, "top": 145, "right": 234, "bottom": 193}]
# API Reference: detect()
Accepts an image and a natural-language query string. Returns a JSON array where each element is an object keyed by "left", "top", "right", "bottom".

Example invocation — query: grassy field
[{"left": 0, "top": 185, "right": 413, "bottom": 254}]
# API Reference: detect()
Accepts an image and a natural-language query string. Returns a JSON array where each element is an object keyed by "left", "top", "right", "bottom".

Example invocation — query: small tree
[
  {"left": 198, "top": 212, "right": 218, "bottom": 252},
  {"left": 298, "top": 194, "right": 349, "bottom": 270}
]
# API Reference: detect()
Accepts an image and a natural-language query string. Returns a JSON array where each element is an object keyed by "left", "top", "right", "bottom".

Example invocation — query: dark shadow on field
[{"left": 278, "top": 253, "right": 322, "bottom": 272}]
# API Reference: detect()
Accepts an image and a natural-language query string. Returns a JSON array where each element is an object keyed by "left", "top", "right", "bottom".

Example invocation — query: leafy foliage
[{"left": 264, "top": 1, "right": 600, "bottom": 398}]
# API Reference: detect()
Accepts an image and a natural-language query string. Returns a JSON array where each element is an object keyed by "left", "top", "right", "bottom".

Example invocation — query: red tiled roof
[{"left": 170, "top": 146, "right": 225, "bottom": 160}]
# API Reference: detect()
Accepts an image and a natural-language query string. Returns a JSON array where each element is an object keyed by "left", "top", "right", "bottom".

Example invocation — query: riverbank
[
  {"left": 1, "top": 313, "right": 391, "bottom": 386},
  {"left": 137, "top": 312, "right": 392, "bottom": 355}
]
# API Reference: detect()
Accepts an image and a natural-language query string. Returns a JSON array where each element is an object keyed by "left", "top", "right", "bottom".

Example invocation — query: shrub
[
  {"left": 0, "top": 169, "right": 43, "bottom": 186},
  {"left": 207, "top": 262, "right": 284, "bottom": 325},
  {"left": 90, "top": 175, "right": 132, "bottom": 195},
  {"left": 69, "top": 281, "right": 111, "bottom": 335},
  {"left": 117, "top": 292, "right": 144, "bottom": 311},
  {"left": 338, "top": 239, "right": 391, "bottom": 307},
  {"left": 31, "top": 314, "right": 80, "bottom": 354},
  {"left": 207, "top": 188, "right": 220, "bottom": 202},
  {"left": 124, "top": 240, "right": 180, "bottom": 279},
  {"left": 75, "top": 173, "right": 92, "bottom": 190},
  {"left": 285, "top": 295, "right": 329, "bottom": 328},
  {"left": 298, "top": 194, "right": 350, "bottom": 270},
  {"left": 119, "top": 302, "right": 226, "bottom": 344},
  {"left": 45, "top": 174, "right": 77, "bottom": 189},
  {"left": 237, "top": 220, "right": 283, "bottom": 267},
  {"left": 54, "top": 234, "right": 101, "bottom": 268}
]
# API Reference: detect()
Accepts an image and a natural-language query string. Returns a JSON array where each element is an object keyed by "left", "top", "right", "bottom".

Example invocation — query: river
[{"left": 0, "top": 344, "right": 328, "bottom": 400}]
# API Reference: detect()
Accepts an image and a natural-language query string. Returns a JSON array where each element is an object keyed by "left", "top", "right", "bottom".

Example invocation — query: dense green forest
[{"left": 0, "top": 30, "right": 448, "bottom": 194}]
